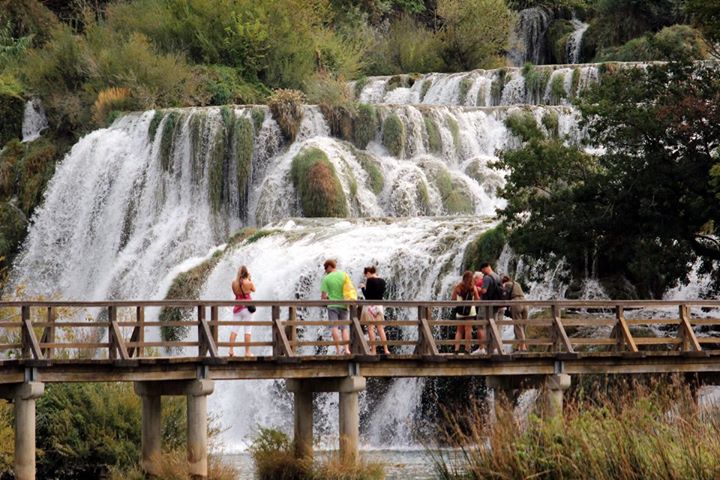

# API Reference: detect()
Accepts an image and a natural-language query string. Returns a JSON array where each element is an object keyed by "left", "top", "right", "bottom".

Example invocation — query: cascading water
[
  {"left": 21, "top": 99, "right": 48, "bottom": 143},
  {"left": 566, "top": 17, "right": 589, "bottom": 64},
  {"left": 509, "top": 7, "right": 552, "bottom": 67}
]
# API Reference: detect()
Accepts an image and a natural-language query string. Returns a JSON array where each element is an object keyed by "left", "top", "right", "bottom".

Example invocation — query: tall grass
[{"left": 433, "top": 379, "right": 720, "bottom": 480}]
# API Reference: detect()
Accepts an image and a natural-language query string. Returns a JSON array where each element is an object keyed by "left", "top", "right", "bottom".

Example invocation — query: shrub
[
  {"left": 290, "top": 147, "right": 348, "bottom": 217},
  {"left": 17, "top": 137, "right": 58, "bottom": 215},
  {"left": 92, "top": 87, "right": 133, "bottom": 127},
  {"left": 250, "top": 427, "right": 310, "bottom": 480},
  {"left": 0, "top": 89, "right": 24, "bottom": 145},
  {"left": 36, "top": 382, "right": 187, "bottom": 479},
  {"left": 548, "top": 19, "right": 575, "bottom": 64},
  {"left": 597, "top": 25, "right": 709, "bottom": 62},
  {"left": 268, "top": 89, "right": 305, "bottom": 142},
  {"left": 160, "top": 256, "right": 221, "bottom": 343},
  {"left": 195, "top": 64, "right": 266, "bottom": 105},
  {"left": 463, "top": 226, "right": 507, "bottom": 271},
  {"left": 109, "top": 451, "right": 238, "bottom": 480},
  {"left": 381, "top": 113, "right": 405, "bottom": 157},
  {"left": 307, "top": 73, "right": 356, "bottom": 141},
  {"left": 353, "top": 104, "right": 378, "bottom": 149},
  {"left": 367, "top": 15, "right": 444, "bottom": 75},
  {"left": 505, "top": 110, "right": 542, "bottom": 142},
  {"left": 542, "top": 110, "right": 559, "bottom": 137},
  {"left": 522, "top": 63, "right": 551, "bottom": 104},
  {"left": 311, "top": 456, "right": 385, "bottom": 480},
  {"left": 251, "top": 107, "right": 265, "bottom": 131}
]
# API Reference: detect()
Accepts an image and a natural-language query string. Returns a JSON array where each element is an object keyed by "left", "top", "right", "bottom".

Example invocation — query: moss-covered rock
[
  {"left": 0, "top": 93, "right": 24, "bottom": 146},
  {"left": 352, "top": 104, "right": 378, "bottom": 149},
  {"left": 446, "top": 115, "right": 461, "bottom": 153},
  {"left": 251, "top": 107, "right": 265, "bottom": 132},
  {"left": 549, "top": 73, "right": 566, "bottom": 104},
  {"left": 290, "top": 148, "right": 348, "bottom": 217},
  {"left": 352, "top": 148, "right": 384, "bottom": 195},
  {"left": 382, "top": 113, "right": 405, "bottom": 157},
  {"left": 463, "top": 225, "right": 507, "bottom": 271},
  {"left": 17, "top": 137, "right": 58, "bottom": 215},
  {"left": 234, "top": 117, "right": 254, "bottom": 216},
  {"left": 505, "top": 110, "right": 542, "bottom": 142},
  {"left": 429, "top": 165, "right": 474, "bottom": 215},
  {"left": 424, "top": 115, "right": 442, "bottom": 154},
  {"left": 188, "top": 112, "right": 207, "bottom": 181},
  {"left": 419, "top": 79, "right": 432, "bottom": 101},
  {"left": 159, "top": 111, "right": 181, "bottom": 172},
  {"left": 148, "top": 110, "right": 164, "bottom": 139},
  {"left": 458, "top": 77, "right": 473, "bottom": 105}
]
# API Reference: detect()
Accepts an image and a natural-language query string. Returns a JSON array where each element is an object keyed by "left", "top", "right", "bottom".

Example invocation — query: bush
[
  {"left": 463, "top": 226, "right": 507, "bottom": 271},
  {"left": 306, "top": 73, "right": 356, "bottom": 141},
  {"left": 381, "top": 113, "right": 405, "bottom": 157},
  {"left": 36, "top": 383, "right": 187, "bottom": 479},
  {"left": 597, "top": 25, "right": 709, "bottom": 62},
  {"left": 522, "top": 63, "right": 551, "bottom": 104},
  {"left": 366, "top": 15, "right": 444, "bottom": 75},
  {"left": 505, "top": 110, "right": 542, "bottom": 142},
  {"left": 250, "top": 427, "right": 310, "bottom": 480},
  {"left": 290, "top": 147, "right": 348, "bottom": 217},
  {"left": 352, "top": 104, "right": 378, "bottom": 149},
  {"left": 91, "top": 87, "right": 133, "bottom": 127},
  {"left": 109, "top": 451, "right": 238, "bottom": 480},
  {"left": 268, "top": 89, "right": 305, "bottom": 142}
]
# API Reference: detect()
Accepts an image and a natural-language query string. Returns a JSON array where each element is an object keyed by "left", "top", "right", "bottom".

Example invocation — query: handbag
[{"left": 240, "top": 283, "right": 256, "bottom": 313}]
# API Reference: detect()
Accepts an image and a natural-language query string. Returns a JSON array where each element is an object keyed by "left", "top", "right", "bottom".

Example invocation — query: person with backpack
[
  {"left": 320, "top": 259, "right": 355, "bottom": 355},
  {"left": 502, "top": 275, "right": 528, "bottom": 352},
  {"left": 474, "top": 262, "right": 503, "bottom": 354},
  {"left": 451, "top": 271, "right": 480, "bottom": 354}
]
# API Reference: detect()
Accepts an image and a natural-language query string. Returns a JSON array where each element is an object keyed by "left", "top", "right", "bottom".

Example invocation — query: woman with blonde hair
[
  {"left": 230, "top": 265, "right": 255, "bottom": 357},
  {"left": 452, "top": 270, "right": 480, "bottom": 354}
]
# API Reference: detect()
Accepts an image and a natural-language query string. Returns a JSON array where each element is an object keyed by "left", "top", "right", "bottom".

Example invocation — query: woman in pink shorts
[{"left": 230, "top": 265, "right": 255, "bottom": 357}]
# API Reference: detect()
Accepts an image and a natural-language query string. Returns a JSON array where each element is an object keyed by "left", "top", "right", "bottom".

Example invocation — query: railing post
[
  {"left": 272, "top": 306, "right": 293, "bottom": 357},
  {"left": 210, "top": 306, "right": 219, "bottom": 349},
  {"left": 613, "top": 306, "right": 638, "bottom": 353},
  {"left": 287, "top": 306, "right": 298, "bottom": 346},
  {"left": 40, "top": 307, "right": 55, "bottom": 359},
  {"left": 21, "top": 306, "right": 43, "bottom": 360},
  {"left": 198, "top": 305, "right": 207, "bottom": 357},
  {"left": 349, "top": 304, "right": 371, "bottom": 355},
  {"left": 414, "top": 305, "right": 439, "bottom": 356},
  {"left": 108, "top": 306, "right": 129, "bottom": 361},
  {"left": 551, "top": 304, "right": 574, "bottom": 354},
  {"left": 679, "top": 304, "right": 701, "bottom": 352}
]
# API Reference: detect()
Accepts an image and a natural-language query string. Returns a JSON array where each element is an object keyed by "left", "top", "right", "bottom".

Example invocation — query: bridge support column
[
  {"left": 286, "top": 375, "right": 366, "bottom": 464},
  {"left": 542, "top": 374, "right": 571, "bottom": 418},
  {"left": 134, "top": 379, "right": 214, "bottom": 479},
  {"left": 11, "top": 382, "right": 44, "bottom": 480}
]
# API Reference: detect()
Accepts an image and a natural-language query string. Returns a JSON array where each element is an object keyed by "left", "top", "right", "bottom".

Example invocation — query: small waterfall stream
[{"left": 21, "top": 99, "right": 48, "bottom": 143}]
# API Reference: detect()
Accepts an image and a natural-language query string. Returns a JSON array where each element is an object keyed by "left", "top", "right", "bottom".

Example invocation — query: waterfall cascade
[
  {"left": 509, "top": 7, "right": 552, "bottom": 67},
  {"left": 21, "top": 99, "right": 48, "bottom": 143},
  {"left": 567, "top": 17, "right": 589, "bottom": 64}
]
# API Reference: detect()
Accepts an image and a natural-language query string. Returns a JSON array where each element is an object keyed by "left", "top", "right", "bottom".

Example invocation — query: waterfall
[
  {"left": 509, "top": 7, "right": 552, "bottom": 67},
  {"left": 21, "top": 99, "right": 48, "bottom": 143},
  {"left": 566, "top": 17, "right": 589, "bottom": 64},
  {"left": 200, "top": 216, "right": 493, "bottom": 450}
]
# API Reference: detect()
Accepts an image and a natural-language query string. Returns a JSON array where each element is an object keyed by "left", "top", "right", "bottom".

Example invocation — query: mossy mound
[
  {"left": 290, "top": 147, "right": 348, "bottom": 217},
  {"left": 522, "top": 63, "right": 551, "bottom": 104},
  {"left": 159, "top": 255, "right": 221, "bottom": 342},
  {"left": 505, "top": 110, "right": 542, "bottom": 142},
  {"left": 234, "top": 116, "right": 254, "bottom": 216},
  {"left": 458, "top": 77, "right": 473, "bottom": 105},
  {"left": 382, "top": 113, "right": 405, "bottom": 157},
  {"left": 148, "top": 110, "right": 164, "bottom": 139},
  {"left": 352, "top": 104, "right": 378, "bottom": 149},
  {"left": 423, "top": 115, "right": 442, "bottom": 154},
  {"left": 429, "top": 165, "right": 474, "bottom": 214},
  {"left": 159, "top": 111, "right": 181, "bottom": 172},
  {"left": 445, "top": 115, "right": 461, "bottom": 153},
  {"left": 353, "top": 148, "right": 384, "bottom": 195},
  {"left": 0, "top": 93, "right": 24, "bottom": 146},
  {"left": 463, "top": 225, "right": 507, "bottom": 271},
  {"left": 267, "top": 89, "right": 305, "bottom": 142},
  {"left": 490, "top": 69, "right": 507, "bottom": 105}
]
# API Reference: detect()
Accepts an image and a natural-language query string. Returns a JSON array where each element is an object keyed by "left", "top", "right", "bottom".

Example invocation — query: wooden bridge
[{"left": 1, "top": 298, "right": 720, "bottom": 479}]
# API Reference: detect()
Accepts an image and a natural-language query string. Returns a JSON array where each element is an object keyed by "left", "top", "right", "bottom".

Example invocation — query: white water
[
  {"left": 21, "top": 99, "right": 48, "bottom": 143},
  {"left": 509, "top": 7, "right": 552, "bottom": 67},
  {"left": 567, "top": 17, "right": 589, "bottom": 64}
]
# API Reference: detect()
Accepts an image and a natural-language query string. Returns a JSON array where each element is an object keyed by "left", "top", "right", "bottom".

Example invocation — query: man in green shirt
[{"left": 321, "top": 259, "right": 350, "bottom": 355}]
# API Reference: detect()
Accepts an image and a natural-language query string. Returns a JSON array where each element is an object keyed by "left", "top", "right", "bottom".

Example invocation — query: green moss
[
  {"left": 433, "top": 168, "right": 474, "bottom": 214},
  {"left": 352, "top": 147, "right": 384, "bottom": 195},
  {"left": 251, "top": 107, "right": 265, "bottom": 132},
  {"left": 458, "top": 77, "right": 473, "bottom": 104},
  {"left": 542, "top": 111, "right": 559, "bottom": 138},
  {"left": 247, "top": 229, "right": 281, "bottom": 243},
  {"left": 290, "top": 147, "right": 348, "bottom": 217},
  {"left": 571, "top": 68, "right": 581, "bottom": 98},
  {"left": 549, "top": 73, "right": 566, "bottom": 103},
  {"left": 159, "top": 256, "right": 220, "bottom": 342},
  {"left": 522, "top": 63, "right": 551, "bottom": 103},
  {"left": 352, "top": 104, "right": 378, "bottom": 149},
  {"left": 424, "top": 115, "right": 442, "bottom": 154},
  {"left": 0, "top": 140, "right": 22, "bottom": 198},
  {"left": 505, "top": 111, "right": 542, "bottom": 142},
  {"left": 382, "top": 113, "right": 405, "bottom": 157},
  {"left": 491, "top": 69, "right": 507, "bottom": 105},
  {"left": 234, "top": 117, "right": 254, "bottom": 215},
  {"left": 228, "top": 227, "right": 258, "bottom": 247},
  {"left": 446, "top": 116, "right": 461, "bottom": 152},
  {"left": 417, "top": 180, "right": 430, "bottom": 213},
  {"left": 420, "top": 79, "right": 432, "bottom": 101},
  {"left": 463, "top": 225, "right": 507, "bottom": 271},
  {"left": 208, "top": 126, "right": 226, "bottom": 213},
  {"left": 354, "top": 76, "right": 368, "bottom": 98},
  {"left": 548, "top": 19, "right": 575, "bottom": 64},
  {"left": 18, "top": 137, "right": 58, "bottom": 215},
  {"left": 159, "top": 111, "right": 181, "bottom": 172},
  {"left": 188, "top": 112, "right": 207, "bottom": 181},
  {"left": 0, "top": 92, "right": 24, "bottom": 146}
]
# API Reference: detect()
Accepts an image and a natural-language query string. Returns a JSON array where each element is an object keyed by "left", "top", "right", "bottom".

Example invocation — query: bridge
[{"left": 1, "top": 298, "right": 720, "bottom": 479}]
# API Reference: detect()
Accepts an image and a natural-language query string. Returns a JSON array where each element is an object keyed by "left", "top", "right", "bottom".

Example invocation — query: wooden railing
[{"left": 1, "top": 300, "right": 720, "bottom": 361}]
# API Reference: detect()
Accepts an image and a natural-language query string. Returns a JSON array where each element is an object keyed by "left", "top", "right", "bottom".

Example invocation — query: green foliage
[
  {"left": 353, "top": 104, "right": 378, "bottom": 149},
  {"left": 159, "top": 111, "right": 181, "bottom": 171},
  {"left": 687, "top": 0, "right": 720, "bottom": 57},
  {"left": 251, "top": 107, "right": 265, "bottom": 131},
  {"left": 268, "top": 89, "right": 304, "bottom": 142},
  {"left": 499, "top": 62, "right": 720, "bottom": 298},
  {"left": 541, "top": 110, "right": 559, "bottom": 137},
  {"left": 36, "top": 382, "right": 187, "bottom": 479},
  {"left": 424, "top": 115, "right": 442, "bottom": 154},
  {"left": 160, "top": 256, "right": 221, "bottom": 342},
  {"left": 0, "top": 202, "right": 27, "bottom": 273},
  {"left": 0, "top": 90, "right": 24, "bottom": 145},
  {"left": 436, "top": 0, "right": 514, "bottom": 71},
  {"left": 382, "top": 113, "right": 405, "bottom": 157},
  {"left": 549, "top": 73, "right": 566, "bottom": 104},
  {"left": 597, "top": 25, "right": 709, "bottom": 62},
  {"left": 366, "top": 15, "right": 444, "bottom": 75},
  {"left": 235, "top": 116, "right": 254, "bottom": 215},
  {"left": 522, "top": 63, "right": 551, "bottom": 104},
  {"left": 250, "top": 428, "right": 309, "bottom": 480},
  {"left": 307, "top": 74, "right": 356, "bottom": 141},
  {"left": 290, "top": 147, "right": 348, "bottom": 217},
  {"left": 548, "top": 19, "right": 575, "bottom": 64},
  {"left": 505, "top": 110, "right": 542, "bottom": 142},
  {"left": 196, "top": 64, "right": 266, "bottom": 105},
  {"left": 463, "top": 226, "right": 507, "bottom": 271}
]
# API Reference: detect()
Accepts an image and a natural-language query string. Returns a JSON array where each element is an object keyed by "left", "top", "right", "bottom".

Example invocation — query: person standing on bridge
[
  {"left": 321, "top": 259, "right": 352, "bottom": 355},
  {"left": 452, "top": 271, "right": 480, "bottom": 354},
  {"left": 502, "top": 275, "right": 528, "bottom": 352},
  {"left": 230, "top": 265, "right": 255, "bottom": 357},
  {"left": 360, "top": 266, "right": 390, "bottom": 355}
]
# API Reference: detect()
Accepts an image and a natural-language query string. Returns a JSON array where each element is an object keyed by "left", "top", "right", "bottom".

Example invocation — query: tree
[
  {"left": 686, "top": 0, "right": 720, "bottom": 57},
  {"left": 497, "top": 62, "right": 720, "bottom": 298}
]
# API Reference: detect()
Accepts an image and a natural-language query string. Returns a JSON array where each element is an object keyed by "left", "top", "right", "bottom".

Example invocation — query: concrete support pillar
[
  {"left": 140, "top": 394, "right": 162, "bottom": 476},
  {"left": 542, "top": 374, "right": 571, "bottom": 418},
  {"left": 186, "top": 380, "right": 214, "bottom": 480},
  {"left": 13, "top": 382, "right": 44, "bottom": 480},
  {"left": 293, "top": 390, "right": 314, "bottom": 460},
  {"left": 339, "top": 391, "right": 359, "bottom": 464}
]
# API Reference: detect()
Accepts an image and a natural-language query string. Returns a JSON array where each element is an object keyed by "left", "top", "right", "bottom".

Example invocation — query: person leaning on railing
[{"left": 502, "top": 275, "right": 528, "bottom": 352}]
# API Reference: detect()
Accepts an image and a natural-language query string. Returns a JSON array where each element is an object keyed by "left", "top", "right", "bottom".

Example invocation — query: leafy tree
[
  {"left": 686, "top": 0, "right": 720, "bottom": 57},
  {"left": 497, "top": 62, "right": 720, "bottom": 298}
]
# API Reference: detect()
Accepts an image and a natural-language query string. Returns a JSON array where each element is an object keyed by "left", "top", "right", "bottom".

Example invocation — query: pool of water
[{"left": 225, "top": 449, "right": 440, "bottom": 479}]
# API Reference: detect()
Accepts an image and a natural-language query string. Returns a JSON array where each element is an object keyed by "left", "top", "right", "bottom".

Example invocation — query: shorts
[
  {"left": 328, "top": 307, "right": 349, "bottom": 330},
  {"left": 233, "top": 309, "right": 253, "bottom": 336}
]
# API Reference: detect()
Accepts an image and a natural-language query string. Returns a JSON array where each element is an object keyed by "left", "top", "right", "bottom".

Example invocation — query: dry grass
[
  {"left": 432, "top": 378, "right": 720, "bottom": 480},
  {"left": 92, "top": 87, "right": 134, "bottom": 126},
  {"left": 268, "top": 89, "right": 305, "bottom": 142},
  {"left": 109, "top": 451, "right": 238, "bottom": 480}
]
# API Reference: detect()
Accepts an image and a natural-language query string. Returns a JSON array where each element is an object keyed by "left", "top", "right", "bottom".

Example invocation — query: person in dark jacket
[{"left": 360, "top": 266, "right": 389, "bottom": 354}]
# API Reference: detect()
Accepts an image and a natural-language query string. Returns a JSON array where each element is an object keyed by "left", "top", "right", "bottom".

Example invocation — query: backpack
[
  {"left": 485, "top": 273, "right": 503, "bottom": 301},
  {"left": 500, "top": 281, "right": 514, "bottom": 301},
  {"left": 342, "top": 273, "right": 357, "bottom": 300}
]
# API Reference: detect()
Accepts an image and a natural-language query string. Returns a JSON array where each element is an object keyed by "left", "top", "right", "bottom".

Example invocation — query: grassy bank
[{"left": 433, "top": 378, "right": 720, "bottom": 480}]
